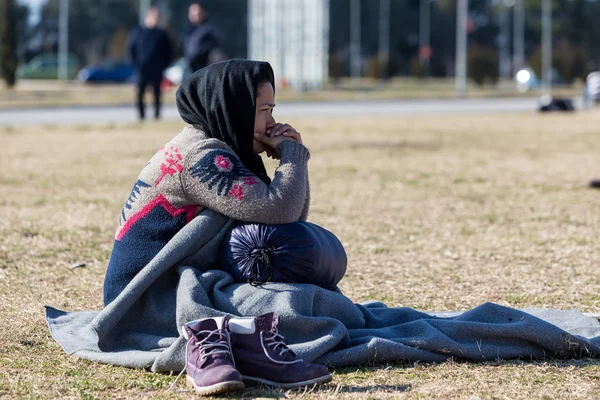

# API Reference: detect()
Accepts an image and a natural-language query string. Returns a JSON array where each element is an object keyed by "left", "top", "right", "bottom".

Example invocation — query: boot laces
[
  {"left": 167, "top": 328, "right": 233, "bottom": 392},
  {"left": 263, "top": 328, "right": 294, "bottom": 358},
  {"left": 194, "top": 328, "right": 233, "bottom": 365}
]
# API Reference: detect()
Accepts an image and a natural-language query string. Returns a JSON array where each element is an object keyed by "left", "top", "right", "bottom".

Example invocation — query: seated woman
[
  {"left": 48, "top": 60, "right": 600, "bottom": 399},
  {"left": 103, "top": 60, "right": 309, "bottom": 305}
]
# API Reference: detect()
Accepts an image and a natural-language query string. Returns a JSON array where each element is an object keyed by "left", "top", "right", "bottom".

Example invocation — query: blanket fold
[{"left": 46, "top": 211, "right": 600, "bottom": 371}]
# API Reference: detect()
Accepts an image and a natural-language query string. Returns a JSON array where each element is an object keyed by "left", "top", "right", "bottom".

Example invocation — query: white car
[
  {"left": 164, "top": 58, "right": 191, "bottom": 86},
  {"left": 584, "top": 71, "right": 600, "bottom": 103}
]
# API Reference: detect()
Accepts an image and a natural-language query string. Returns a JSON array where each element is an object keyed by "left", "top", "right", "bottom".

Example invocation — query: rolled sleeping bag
[{"left": 219, "top": 221, "right": 347, "bottom": 290}]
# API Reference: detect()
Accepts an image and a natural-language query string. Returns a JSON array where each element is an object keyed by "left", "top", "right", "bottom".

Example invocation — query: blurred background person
[
  {"left": 180, "top": 2, "right": 220, "bottom": 73},
  {"left": 127, "top": 6, "right": 173, "bottom": 121}
]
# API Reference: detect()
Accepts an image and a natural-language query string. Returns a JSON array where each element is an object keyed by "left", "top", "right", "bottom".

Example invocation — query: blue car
[{"left": 77, "top": 60, "right": 133, "bottom": 83}]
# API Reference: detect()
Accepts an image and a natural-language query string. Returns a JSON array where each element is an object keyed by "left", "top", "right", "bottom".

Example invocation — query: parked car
[
  {"left": 16, "top": 53, "right": 80, "bottom": 80},
  {"left": 77, "top": 60, "right": 133, "bottom": 83},
  {"left": 164, "top": 57, "right": 191, "bottom": 86}
]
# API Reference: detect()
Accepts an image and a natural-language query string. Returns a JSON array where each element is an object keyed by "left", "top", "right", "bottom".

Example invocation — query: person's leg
[
  {"left": 136, "top": 79, "right": 147, "bottom": 121},
  {"left": 152, "top": 79, "right": 162, "bottom": 120}
]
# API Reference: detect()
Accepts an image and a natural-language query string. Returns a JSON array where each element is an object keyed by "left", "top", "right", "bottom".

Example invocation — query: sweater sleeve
[
  {"left": 182, "top": 140, "right": 309, "bottom": 224},
  {"left": 298, "top": 175, "right": 310, "bottom": 221}
]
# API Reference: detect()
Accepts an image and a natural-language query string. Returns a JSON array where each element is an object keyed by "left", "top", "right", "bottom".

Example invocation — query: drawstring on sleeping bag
[{"left": 247, "top": 248, "right": 273, "bottom": 286}]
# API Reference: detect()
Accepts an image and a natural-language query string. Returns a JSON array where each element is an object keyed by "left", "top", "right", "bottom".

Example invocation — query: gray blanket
[{"left": 46, "top": 210, "right": 600, "bottom": 372}]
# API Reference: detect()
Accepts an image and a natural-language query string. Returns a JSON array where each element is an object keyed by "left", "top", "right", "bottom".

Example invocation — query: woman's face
[{"left": 253, "top": 83, "right": 276, "bottom": 154}]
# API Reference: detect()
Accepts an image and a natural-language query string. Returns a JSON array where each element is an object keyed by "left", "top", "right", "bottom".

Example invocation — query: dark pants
[{"left": 136, "top": 78, "right": 162, "bottom": 120}]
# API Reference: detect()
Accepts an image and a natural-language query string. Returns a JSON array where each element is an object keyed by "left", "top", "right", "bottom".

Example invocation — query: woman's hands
[
  {"left": 255, "top": 123, "right": 303, "bottom": 159},
  {"left": 267, "top": 123, "right": 302, "bottom": 144}
]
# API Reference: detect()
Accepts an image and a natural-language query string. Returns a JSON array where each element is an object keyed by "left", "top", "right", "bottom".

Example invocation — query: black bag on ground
[{"left": 219, "top": 221, "right": 347, "bottom": 290}]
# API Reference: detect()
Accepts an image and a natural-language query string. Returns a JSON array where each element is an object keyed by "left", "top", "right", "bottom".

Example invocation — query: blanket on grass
[{"left": 46, "top": 210, "right": 600, "bottom": 371}]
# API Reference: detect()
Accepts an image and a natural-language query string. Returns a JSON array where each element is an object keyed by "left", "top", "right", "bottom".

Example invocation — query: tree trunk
[{"left": 0, "top": 0, "right": 18, "bottom": 88}]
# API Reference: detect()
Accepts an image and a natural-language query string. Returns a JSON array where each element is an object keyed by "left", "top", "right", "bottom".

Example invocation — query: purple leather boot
[
  {"left": 182, "top": 316, "right": 245, "bottom": 396},
  {"left": 228, "top": 313, "right": 332, "bottom": 389}
]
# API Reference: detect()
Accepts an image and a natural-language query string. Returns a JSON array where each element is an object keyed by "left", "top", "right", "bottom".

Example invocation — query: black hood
[{"left": 176, "top": 59, "right": 275, "bottom": 183}]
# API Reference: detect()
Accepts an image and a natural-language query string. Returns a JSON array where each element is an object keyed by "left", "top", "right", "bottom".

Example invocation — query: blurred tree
[
  {"left": 39, "top": 0, "right": 138, "bottom": 65},
  {"left": 30, "top": 0, "right": 600, "bottom": 78},
  {"left": 468, "top": 44, "right": 498, "bottom": 85},
  {"left": 359, "top": 0, "right": 600, "bottom": 79},
  {"left": 329, "top": 0, "right": 500, "bottom": 78},
  {"left": 108, "top": 26, "right": 130, "bottom": 61},
  {"left": 530, "top": 38, "right": 589, "bottom": 83},
  {"left": 14, "top": 2, "right": 29, "bottom": 60},
  {"left": 0, "top": 0, "right": 18, "bottom": 88},
  {"left": 525, "top": 0, "right": 600, "bottom": 71}
]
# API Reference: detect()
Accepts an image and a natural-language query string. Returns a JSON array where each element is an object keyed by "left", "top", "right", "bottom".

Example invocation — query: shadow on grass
[
  {"left": 161, "top": 358, "right": 600, "bottom": 399},
  {"left": 324, "top": 383, "right": 411, "bottom": 393},
  {"left": 225, "top": 381, "right": 412, "bottom": 399},
  {"left": 333, "top": 358, "right": 600, "bottom": 375}
]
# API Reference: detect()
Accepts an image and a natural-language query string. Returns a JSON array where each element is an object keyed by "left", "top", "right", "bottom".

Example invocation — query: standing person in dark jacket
[
  {"left": 180, "top": 3, "right": 220, "bottom": 73},
  {"left": 127, "top": 7, "right": 173, "bottom": 121}
]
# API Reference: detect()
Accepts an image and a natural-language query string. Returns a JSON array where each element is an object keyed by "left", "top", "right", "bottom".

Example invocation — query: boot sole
[
  {"left": 186, "top": 375, "right": 245, "bottom": 396},
  {"left": 241, "top": 373, "right": 332, "bottom": 389}
]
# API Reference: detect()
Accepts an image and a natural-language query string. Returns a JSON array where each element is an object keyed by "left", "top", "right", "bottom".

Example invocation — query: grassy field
[
  {"left": 1, "top": 111, "right": 600, "bottom": 399},
  {"left": 0, "top": 78, "right": 583, "bottom": 108}
]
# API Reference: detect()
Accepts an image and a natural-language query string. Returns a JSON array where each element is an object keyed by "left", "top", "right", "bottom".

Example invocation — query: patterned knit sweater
[{"left": 103, "top": 126, "right": 310, "bottom": 305}]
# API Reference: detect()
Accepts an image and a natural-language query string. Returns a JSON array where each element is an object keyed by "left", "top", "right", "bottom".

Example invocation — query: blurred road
[{"left": 0, "top": 97, "right": 559, "bottom": 126}]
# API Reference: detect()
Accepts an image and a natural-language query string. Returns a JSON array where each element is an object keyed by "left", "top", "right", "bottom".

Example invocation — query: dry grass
[
  {"left": 0, "top": 79, "right": 582, "bottom": 108},
  {"left": 1, "top": 111, "right": 600, "bottom": 399},
  {"left": 0, "top": 82, "right": 179, "bottom": 108}
]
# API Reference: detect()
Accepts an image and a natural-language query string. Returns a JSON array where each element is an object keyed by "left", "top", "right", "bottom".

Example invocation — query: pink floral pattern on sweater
[
  {"left": 215, "top": 155, "right": 233, "bottom": 171},
  {"left": 189, "top": 150, "right": 260, "bottom": 201},
  {"left": 155, "top": 146, "right": 184, "bottom": 186},
  {"left": 229, "top": 184, "right": 245, "bottom": 200}
]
